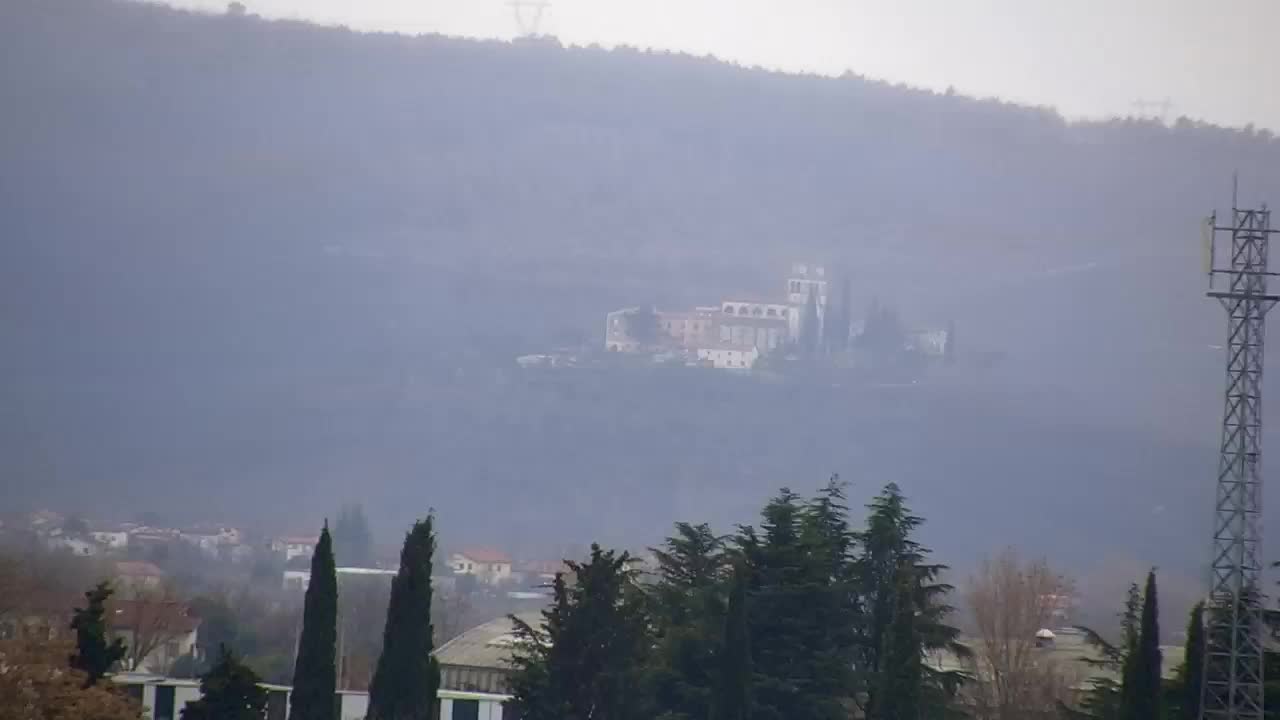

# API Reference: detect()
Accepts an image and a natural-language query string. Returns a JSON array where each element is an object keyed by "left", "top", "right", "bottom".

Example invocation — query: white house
[
  {"left": 696, "top": 344, "right": 760, "bottom": 370},
  {"left": 450, "top": 549, "right": 513, "bottom": 586},
  {"left": 180, "top": 526, "right": 242, "bottom": 556},
  {"left": 47, "top": 535, "right": 99, "bottom": 556},
  {"left": 272, "top": 535, "right": 317, "bottom": 561},
  {"left": 91, "top": 528, "right": 130, "bottom": 550}
]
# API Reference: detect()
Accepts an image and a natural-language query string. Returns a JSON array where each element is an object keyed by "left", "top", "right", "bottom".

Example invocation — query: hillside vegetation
[{"left": 2, "top": 0, "right": 1277, "bottom": 596}]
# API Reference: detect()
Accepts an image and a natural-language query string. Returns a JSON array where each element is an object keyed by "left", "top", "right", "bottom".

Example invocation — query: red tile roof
[{"left": 456, "top": 548, "right": 512, "bottom": 564}]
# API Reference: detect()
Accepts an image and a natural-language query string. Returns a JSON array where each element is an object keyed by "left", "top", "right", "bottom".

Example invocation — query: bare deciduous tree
[
  {"left": 964, "top": 547, "right": 1078, "bottom": 720},
  {"left": 113, "top": 588, "right": 196, "bottom": 674}
]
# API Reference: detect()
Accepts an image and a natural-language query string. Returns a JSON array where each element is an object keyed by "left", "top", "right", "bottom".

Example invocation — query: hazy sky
[{"left": 169, "top": 0, "right": 1278, "bottom": 130}]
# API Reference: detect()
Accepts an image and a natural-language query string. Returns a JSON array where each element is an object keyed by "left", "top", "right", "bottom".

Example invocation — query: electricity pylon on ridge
[
  {"left": 1201, "top": 191, "right": 1277, "bottom": 720},
  {"left": 508, "top": 0, "right": 550, "bottom": 38}
]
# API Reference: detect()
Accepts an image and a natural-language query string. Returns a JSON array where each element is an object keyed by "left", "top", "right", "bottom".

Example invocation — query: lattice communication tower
[{"left": 1202, "top": 192, "right": 1277, "bottom": 720}]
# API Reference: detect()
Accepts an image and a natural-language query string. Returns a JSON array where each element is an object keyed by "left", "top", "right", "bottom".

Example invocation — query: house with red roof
[{"left": 449, "top": 548, "right": 513, "bottom": 586}]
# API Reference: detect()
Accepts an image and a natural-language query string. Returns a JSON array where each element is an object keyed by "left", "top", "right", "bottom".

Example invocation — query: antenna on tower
[{"left": 508, "top": 0, "right": 551, "bottom": 38}]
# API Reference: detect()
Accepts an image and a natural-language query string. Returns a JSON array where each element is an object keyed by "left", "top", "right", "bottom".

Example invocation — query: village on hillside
[{"left": 518, "top": 263, "right": 952, "bottom": 373}]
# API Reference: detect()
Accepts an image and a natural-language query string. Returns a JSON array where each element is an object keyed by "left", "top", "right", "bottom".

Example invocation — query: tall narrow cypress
[
  {"left": 1120, "top": 570, "right": 1161, "bottom": 720},
  {"left": 710, "top": 562, "right": 750, "bottom": 720},
  {"left": 1180, "top": 602, "right": 1205, "bottom": 720},
  {"left": 289, "top": 523, "right": 338, "bottom": 720},
  {"left": 367, "top": 516, "right": 440, "bottom": 720}
]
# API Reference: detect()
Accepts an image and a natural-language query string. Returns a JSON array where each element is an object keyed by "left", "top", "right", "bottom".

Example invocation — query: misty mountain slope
[{"left": 2, "top": 0, "right": 1278, "bottom": 579}]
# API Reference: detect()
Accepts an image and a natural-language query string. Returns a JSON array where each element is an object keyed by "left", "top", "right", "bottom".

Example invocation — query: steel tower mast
[{"left": 1202, "top": 195, "right": 1278, "bottom": 720}]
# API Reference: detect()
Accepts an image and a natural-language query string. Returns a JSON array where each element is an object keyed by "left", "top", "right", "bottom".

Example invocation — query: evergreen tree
[
  {"left": 823, "top": 275, "right": 851, "bottom": 353},
  {"left": 857, "top": 483, "right": 965, "bottom": 719},
  {"left": 367, "top": 517, "right": 440, "bottom": 720},
  {"left": 1120, "top": 570, "right": 1161, "bottom": 720},
  {"left": 1071, "top": 582, "right": 1143, "bottom": 719},
  {"left": 838, "top": 276, "right": 852, "bottom": 352},
  {"left": 797, "top": 479, "right": 861, "bottom": 710},
  {"left": 802, "top": 286, "right": 821, "bottom": 355},
  {"left": 181, "top": 645, "right": 267, "bottom": 720},
  {"left": 710, "top": 561, "right": 751, "bottom": 720},
  {"left": 648, "top": 523, "right": 728, "bottom": 720},
  {"left": 333, "top": 503, "right": 374, "bottom": 567},
  {"left": 1179, "top": 602, "right": 1205, "bottom": 720},
  {"left": 737, "top": 485, "right": 864, "bottom": 720},
  {"left": 1117, "top": 582, "right": 1143, "bottom": 719},
  {"left": 876, "top": 570, "right": 922, "bottom": 720},
  {"left": 738, "top": 489, "right": 814, "bottom": 720},
  {"left": 69, "top": 581, "right": 127, "bottom": 686},
  {"left": 288, "top": 523, "right": 338, "bottom": 720},
  {"left": 509, "top": 545, "right": 653, "bottom": 720}
]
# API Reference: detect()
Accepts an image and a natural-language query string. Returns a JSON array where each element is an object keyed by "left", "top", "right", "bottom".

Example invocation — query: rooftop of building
[
  {"left": 454, "top": 548, "right": 512, "bottom": 564},
  {"left": 434, "top": 612, "right": 543, "bottom": 670}
]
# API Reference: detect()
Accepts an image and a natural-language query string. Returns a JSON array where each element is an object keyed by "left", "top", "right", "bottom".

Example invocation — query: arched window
[{"left": 752, "top": 306, "right": 763, "bottom": 317}]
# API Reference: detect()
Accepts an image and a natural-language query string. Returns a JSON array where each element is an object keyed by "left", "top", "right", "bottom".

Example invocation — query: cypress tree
[
  {"left": 710, "top": 561, "right": 751, "bottom": 720},
  {"left": 333, "top": 503, "right": 374, "bottom": 567},
  {"left": 367, "top": 517, "right": 440, "bottom": 720},
  {"left": 802, "top": 287, "right": 821, "bottom": 355},
  {"left": 289, "top": 522, "right": 338, "bottom": 720},
  {"left": 1180, "top": 601, "right": 1205, "bottom": 720},
  {"left": 1111, "top": 582, "right": 1143, "bottom": 719},
  {"left": 181, "top": 645, "right": 268, "bottom": 720},
  {"left": 69, "top": 581, "right": 127, "bottom": 686},
  {"left": 1120, "top": 570, "right": 1161, "bottom": 720}
]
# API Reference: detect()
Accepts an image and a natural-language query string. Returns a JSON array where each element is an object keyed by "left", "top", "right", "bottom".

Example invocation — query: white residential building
[
  {"left": 272, "top": 536, "right": 318, "bottom": 561},
  {"left": 91, "top": 528, "right": 130, "bottom": 550},
  {"left": 48, "top": 535, "right": 99, "bottom": 556},
  {"left": 697, "top": 345, "right": 760, "bottom": 370},
  {"left": 450, "top": 549, "right": 513, "bottom": 586}
]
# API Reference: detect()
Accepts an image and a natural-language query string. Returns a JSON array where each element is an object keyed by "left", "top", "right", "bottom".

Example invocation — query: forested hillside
[{"left": 2, "top": 0, "right": 1278, "bottom": 600}]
